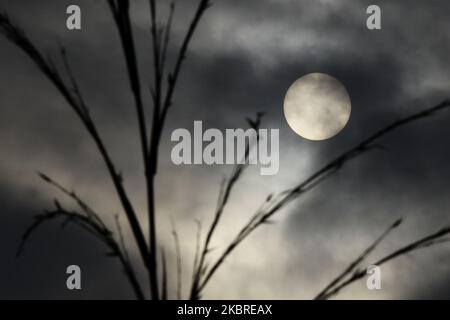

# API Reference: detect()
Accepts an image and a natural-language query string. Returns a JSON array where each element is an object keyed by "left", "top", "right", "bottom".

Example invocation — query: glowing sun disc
[{"left": 283, "top": 73, "right": 351, "bottom": 141}]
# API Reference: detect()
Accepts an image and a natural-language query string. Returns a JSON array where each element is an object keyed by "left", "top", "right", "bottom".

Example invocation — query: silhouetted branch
[
  {"left": 317, "top": 223, "right": 450, "bottom": 300},
  {"left": 114, "top": 214, "right": 131, "bottom": 265},
  {"left": 38, "top": 173, "right": 106, "bottom": 229},
  {"left": 18, "top": 198, "right": 145, "bottom": 300},
  {"left": 146, "top": 0, "right": 163, "bottom": 300},
  {"left": 171, "top": 219, "right": 183, "bottom": 300},
  {"left": 108, "top": 0, "right": 148, "bottom": 158},
  {"left": 152, "top": 0, "right": 211, "bottom": 175},
  {"left": 145, "top": 0, "right": 212, "bottom": 300},
  {"left": 315, "top": 218, "right": 403, "bottom": 299},
  {"left": 160, "top": 1, "right": 176, "bottom": 77},
  {"left": 196, "top": 100, "right": 450, "bottom": 296},
  {"left": 191, "top": 219, "right": 202, "bottom": 295},
  {"left": 0, "top": 11, "right": 151, "bottom": 291},
  {"left": 2, "top": 0, "right": 214, "bottom": 300},
  {"left": 190, "top": 112, "right": 264, "bottom": 299},
  {"left": 161, "top": 248, "right": 168, "bottom": 300},
  {"left": 107, "top": 0, "right": 158, "bottom": 298},
  {"left": 160, "top": 0, "right": 211, "bottom": 121},
  {"left": 0, "top": 12, "right": 84, "bottom": 119},
  {"left": 58, "top": 45, "right": 89, "bottom": 118}
]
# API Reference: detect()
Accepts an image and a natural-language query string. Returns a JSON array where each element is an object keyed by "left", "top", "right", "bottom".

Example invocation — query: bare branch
[
  {"left": 161, "top": 248, "right": 168, "bottom": 300},
  {"left": 196, "top": 99, "right": 450, "bottom": 295},
  {"left": 58, "top": 45, "right": 89, "bottom": 118},
  {"left": 160, "top": 1, "right": 176, "bottom": 77},
  {"left": 190, "top": 112, "right": 264, "bottom": 299},
  {"left": 318, "top": 224, "right": 450, "bottom": 300},
  {"left": 171, "top": 219, "right": 183, "bottom": 300},
  {"left": 0, "top": 12, "right": 84, "bottom": 119},
  {"left": 152, "top": 0, "right": 211, "bottom": 176},
  {"left": 315, "top": 218, "right": 403, "bottom": 299},
  {"left": 108, "top": 0, "right": 164, "bottom": 299},
  {"left": 191, "top": 219, "right": 202, "bottom": 295},
  {"left": 38, "top": 173, "right": 106, "bottom": 230},
  {"left": 114, "top": 214, "right": 131, "bottom": 265},
  {"left": 18, "top": 201, "right": 145, "bottom": 300},
  {"left": 146, "top": 0, "right": 164, "bottom": 300},
  {"left": 0, "top": 11, "right": 150, "bottom": 287},
  {"left": 161, "top": 0, "right": 211, "bottom": 121}
]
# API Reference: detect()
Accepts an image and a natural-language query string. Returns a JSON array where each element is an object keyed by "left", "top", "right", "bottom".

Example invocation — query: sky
[{"left": 1, "top": 0, "right": 450, "bottom": 299}]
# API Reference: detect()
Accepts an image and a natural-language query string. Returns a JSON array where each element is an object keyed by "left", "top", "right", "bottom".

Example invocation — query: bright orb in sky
[{"left": 283, "top": 73, "right": 351, "bottom": 141}]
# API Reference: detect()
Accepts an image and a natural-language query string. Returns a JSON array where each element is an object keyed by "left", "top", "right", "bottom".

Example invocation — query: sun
[{"left": 283, "top": 73, "right": 351, "bottom": 141}]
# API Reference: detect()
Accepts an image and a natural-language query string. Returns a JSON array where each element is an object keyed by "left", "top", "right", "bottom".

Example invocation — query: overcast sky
[{"left": 1, "top": 0, "right": 450, "bottom": 299}]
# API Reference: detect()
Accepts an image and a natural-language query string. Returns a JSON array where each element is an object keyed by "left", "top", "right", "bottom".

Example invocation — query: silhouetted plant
[{"left": 1, "top": 1, "right": 450, "bottom": 300}]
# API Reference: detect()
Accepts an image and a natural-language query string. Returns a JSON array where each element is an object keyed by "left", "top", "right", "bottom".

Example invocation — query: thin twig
[
  {"left": 107, "top": 0, "right": 158, "bottom": 298},
  {"left": 0, "top": 12, "right": 150, "bottom": 281},
  {"left": 38, "top": 173, "right": 106, "bottom": 230},
  {"left": 318, "top": 225, "right": 450, "bottom": 300},
  {"left": 196, "top": 99, "right": 450, "bottom": 296},
  {"left": 160, "top": 1, "right": 176, "bottom": 77},
  {"left": 115, "top": 214, "right": 131, "bottom": 265},
  {"left": 171, "top": 219, "right": 183, "bottom": 300},
  {"left": 18, "top": 200, "right": 145, "bottom": 300},
  {"left": 190, "top": 112, "right": 264, "bottom": 299},
  {"left": 152, "top": 0, "right": 211, "bottom": 175},
  {"left": 161, "top": 248, "right": 168, "bottom": 300},
  {"left": 315, "top": 218, "right": 403, "bottom": 299},
  {"left": 146, "top": 0, "right": 163, "bottom": 300},
  {"left": 192, "top": 219, "right": 202, "bottom": 292}
]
